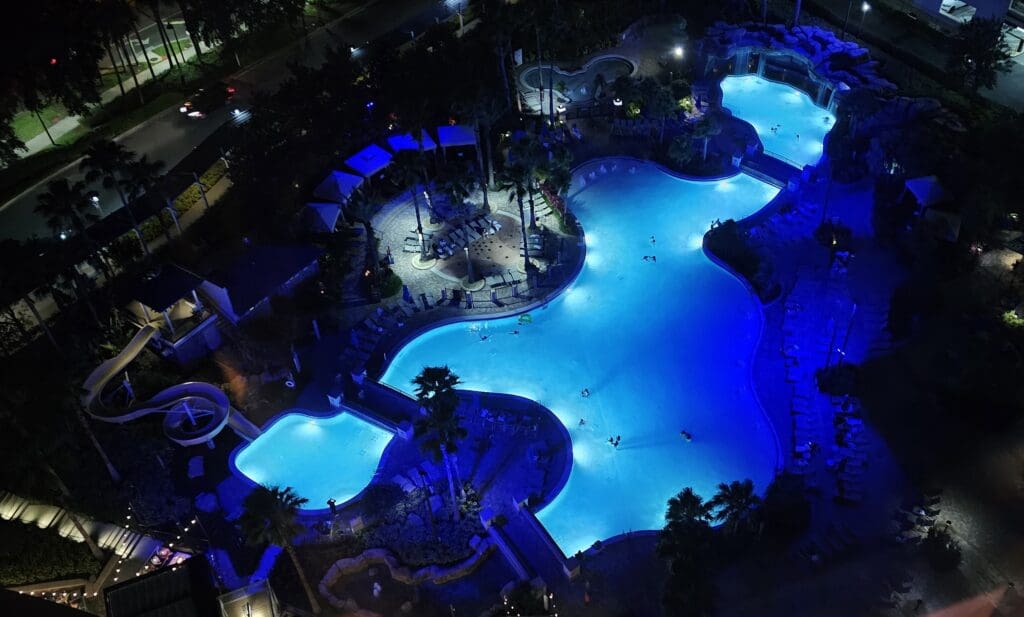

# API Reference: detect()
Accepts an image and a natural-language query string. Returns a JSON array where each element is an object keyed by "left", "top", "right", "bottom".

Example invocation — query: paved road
[{"left": 0, "top": 0, "right": 451, "bottom": 241}]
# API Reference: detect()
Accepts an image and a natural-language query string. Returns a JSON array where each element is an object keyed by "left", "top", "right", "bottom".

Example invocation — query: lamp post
[
  {"left": 859, "top": 2, "right": 871, "bottom": 38},
  {"left": 841, "top": 0, "right": 855, "bottom": 40}
]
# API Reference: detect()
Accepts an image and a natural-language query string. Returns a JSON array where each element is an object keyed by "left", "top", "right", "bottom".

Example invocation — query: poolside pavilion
[{"left": 345, "top": 143, "right": 393, "bottom": 182}]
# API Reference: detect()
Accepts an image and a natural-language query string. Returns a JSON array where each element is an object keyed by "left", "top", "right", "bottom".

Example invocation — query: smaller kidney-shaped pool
[{"left": 232, "top": 410, "right": 395, "bottom": 509}]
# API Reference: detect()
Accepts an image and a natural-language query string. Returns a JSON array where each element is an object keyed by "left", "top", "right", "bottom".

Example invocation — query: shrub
[
  {"left": 704, "top": 219, "right": 779, "bottom": 302},
  {"left": 379, "top": 271, "right": 403, "bottom": 298},
  {"left": 814, "top": 219, "right": 853, "bottom": 252},
  {"left": 759, "top": 472, "right": 811, "bottom": 541},
  {"left": 815, "top": 364, "right": 859, "bottom": 396},
  {"left": 0, "top": 520, "right": 103, "bottom": 586},
  {"left": 923, "top": 526, "right": 962, "bottom": 572}
]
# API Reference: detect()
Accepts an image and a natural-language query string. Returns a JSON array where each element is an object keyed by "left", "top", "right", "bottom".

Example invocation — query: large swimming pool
[
  {"left": 382, "top": 165, "right": 783, "bottom": 556},
  {"left": 233, "top": 76, "right": 832, "bottom": 555},
  {"left": 721, "top": 74, "right": 835, "bottom": 169}
]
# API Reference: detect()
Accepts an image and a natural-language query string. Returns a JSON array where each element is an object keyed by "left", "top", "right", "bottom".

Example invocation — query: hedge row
[
  {"left": 0, "top": 519, "right": 103, "bottom": 586},
  {"left": 124, "top": 158, "right": 230, "bottom": 247}
]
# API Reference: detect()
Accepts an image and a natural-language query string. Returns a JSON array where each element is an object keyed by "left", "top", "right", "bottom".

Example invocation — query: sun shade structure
[
  {"left": 345, "top": 144, "right": 393, "bottom": 178},
  {"left": 386, "top": 129, "right": 438, "bottom": 152},
  {"left": 313, "top": 170, "right": 364, "bottom": 203},
  {"left": 436, "top": 124, "right": 477, "bottom": 148},
  {"left": 903, "top": 175, "right": 950, "bottom": 209},
  {"left": 306, "top": 202, "right": 343, "bottom": 233}
]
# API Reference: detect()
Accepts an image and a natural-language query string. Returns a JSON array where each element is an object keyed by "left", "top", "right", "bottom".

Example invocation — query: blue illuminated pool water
[
  {"left": 233, "top": 76, "right": 832, "bottom": 554},
  {"left": 233, "top": 411, "right": 394, "bottom": 508},
  {"left": 721, "top": 74, "right": 835, "bottom": 168},
  {"left": 382, "top": 166, "right": 784, "bottom": 556}
]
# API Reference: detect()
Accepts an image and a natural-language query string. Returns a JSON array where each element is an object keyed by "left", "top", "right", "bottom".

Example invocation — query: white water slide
[{"left": 80, "top": 326, "right": 260, "bottom": 446}]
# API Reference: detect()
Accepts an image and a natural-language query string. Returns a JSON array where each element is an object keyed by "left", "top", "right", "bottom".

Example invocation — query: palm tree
[
  {"left": 391, "top": 150, "right": 430, "bottom": 260},
  {"left": 496, "top": 160, "right": 534, "bottom": 272},
  {"left": 693, "top": 111, "right": 724, "bottom": 162},
  {"left": 666, "top": 487, "right": 712, "bottom": 526},
  {"left": 454, "top": 91, "right": 506, "bottom": 210},
  {"left": 437, "top": 161, "right": 477, "bottom": 211},
  {"left": 707, "top": 479, "right": 761, "bottom": 533},
  {"left": 0, "top": 394, "right": 106, "bottom": 559},
  {"left": 80, "top": 140, "right": 149, "bottom": 256},
  {"left": 508, "top": 131, "right": 546, "bottom": 230},
  {"left": 0, "top": 240, "right": 59, "bottom": 351},
  {"left": 345, "top": 188, "right": 383, "bottom": 276},
  {"left": 238, "top": 485, "right": 322, "bottom": 614},
  {"left": 121, "top": 155, "right": 178, "bottom": 238},
  {"left": 412, "top": 366, "right": 467, "bottom": 517},
  {"left": 35, "top": 179, "right": 99, "bottom": 240}
]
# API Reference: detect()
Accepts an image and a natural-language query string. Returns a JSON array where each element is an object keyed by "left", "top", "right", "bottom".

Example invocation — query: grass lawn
[
  {"left": 153, "top": 39, "right": 193, "bottom": 59},
  {"left": 10, "top": 103, "right": 69, "bottom": 143}
]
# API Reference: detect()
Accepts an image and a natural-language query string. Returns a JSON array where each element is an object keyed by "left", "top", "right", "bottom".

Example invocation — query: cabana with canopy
[
  {"left": 386, "top": 129, "right": 438, "bottom": 153},
  {"left": 345, "top": 143, "right": 393, "bottom": 180},
  {"left": 313, "top": 170, "right": 364, "bottom": 204},
  {"left": 305, "top": 202, "right": 344, "bottom": 233},
  {"left": 436, "top": 124, "right": 477, "bottom": 161}
]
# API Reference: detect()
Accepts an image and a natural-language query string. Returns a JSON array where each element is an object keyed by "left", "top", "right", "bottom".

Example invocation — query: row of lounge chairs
[
  {"left": 482, "top": 269, "right": 523, "bottom": 290},
  {"left": 344, "top": 304, "right": 411, "bottom": 371},
  {"left": 518, "top": 230, "right": 544, "bottom": 257},
  {"left": 435, "top": 215, "right": 501, "bottom": 259},
  {"left": 794, "top": 522, "right": 862, "bottom": 571}
]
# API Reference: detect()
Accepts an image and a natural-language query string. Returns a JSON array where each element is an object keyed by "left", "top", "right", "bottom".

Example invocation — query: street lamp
[
  {"left": 673, "top": 45, "right": 684, "bottom": 59},
  {"left": 859, "top": 2, "right": 871, "bottom": 37}
]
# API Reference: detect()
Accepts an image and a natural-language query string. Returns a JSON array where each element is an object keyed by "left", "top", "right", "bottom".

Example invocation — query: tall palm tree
[
  {"left": 391, "top": 150, "right": 429, "bottom": 259},
  {"left": 454, "top": 91, "right": 506, "bottom": 210},
  {"left": 35, "top": 179, "right": 99, "bottom": 240},
  {"left": 666, "top": 487, "right": 712, "bottom": 526},
  {"left": 0, "top": 394, "right": 106, "bottom": 559},
  {"left": 412, "top": 366, "right": 467, "bottom": 517},
  {"left": 121, "top": 155, "right": 177, "bottom": 237},
  {"left": 238, "top": 485, "right": 322, "bottom": 615},
  {"left": 345, "top": 188, "right": 382, "bottom": 276},
  {"left": 437, "top": 161, "right": 477, "bottom": 211},
  {"left": 80, "top": 140, "right": 149, "bottom": 256},
  {"left": 0, "top": 240, "right": 59, "bottom": 351},
  {"left": 496, "top": 160, "right": 534, "bottom": 272},
  {"left": 707, "top": 479, "right": 761, "bottom": 533},
  {"left": 508, "top": 131, "right": 546, "bottom": 230},
  {"left": 693, "top": 111, "right": 724, "bottom": 162}
]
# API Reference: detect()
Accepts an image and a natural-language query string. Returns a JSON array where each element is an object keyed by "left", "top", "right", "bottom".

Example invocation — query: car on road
[{"left": 179, "top": 82, "right": 236, "bottom": 118}]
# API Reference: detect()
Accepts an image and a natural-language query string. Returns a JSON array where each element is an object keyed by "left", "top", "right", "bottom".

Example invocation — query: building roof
[
  {"left": 0, "top": 589, "right": 91, "bottom": 617},
  {"left": 437, "top": 124, "right": 477, "bottom": 148},
  {"left": 386, "top": 129, "right": 438, "bottom": 152},
  {"left": 209, "top": 245, "right": 323, "bottom": 318},
  {"left": 905, "top": 175, "right": 950, "bottom": 208},
  {"left": 104, "top": 557, "right": 218, "bottom": 617},
  {"left": 306, "top": 202, "right": 342, "bottom": 233},
  {"left": 345, "top": 144, "right": 393, "bottom": 177},
  {"left": 128, "top": 265, "right": 204, "bottom": 313},
  {"left": 312, "top": 170, "right": 364, "bottom": 203}
]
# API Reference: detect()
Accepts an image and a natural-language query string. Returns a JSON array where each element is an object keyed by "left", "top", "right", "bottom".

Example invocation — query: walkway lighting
[
  {"left": 612, "top": 98, "right": 623, "bottom": 107},
  {"left": 557, "top": 103, "right": 567, "bottom": 113},
  {"left": 861, "top": 1, "right": 870, "bottom": 12},
  {"left": 673, "top": 46, "right": 684, "bottom": 59}
]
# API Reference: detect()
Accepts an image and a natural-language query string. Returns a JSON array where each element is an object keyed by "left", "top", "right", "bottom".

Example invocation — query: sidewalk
[{"left": 19, "top": 23, "right": 213, "bottom": 158}]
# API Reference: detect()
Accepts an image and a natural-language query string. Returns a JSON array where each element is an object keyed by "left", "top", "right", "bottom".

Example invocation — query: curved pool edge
[
  {"left": 700, "top": 242, "right": 785, "bottom": 477},
  {"left": 228, "top": 407, "right": 401, "bottom": 517},
  {"left": 377, "top": 156, "right": 791, "bottom": 535},
  {"left": 517, "top": 53, "right": 638, "bottom": 92}
]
